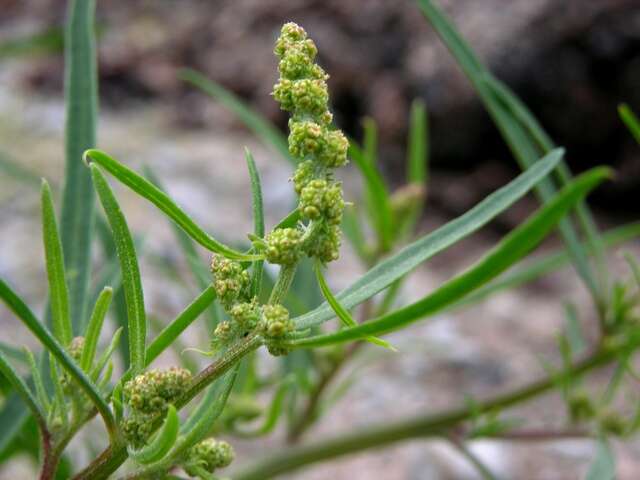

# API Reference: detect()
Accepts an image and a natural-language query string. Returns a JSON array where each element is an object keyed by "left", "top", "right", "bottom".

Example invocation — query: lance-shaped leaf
[
  {"left": 90, "top": 327, "right": 122, "bottom": 382},
  {"left": 287, "top": 167, "right": 611, "bottom": 348},
  {"left": 84, "top": 149, "right": 259, "bottom": 262},
  {"left": 91, "top": 165, "right": 146, "bottom": 375},
  {"left": 0, "top": 278, "right": 117, "bottom": 438},
  {"left": 80, "top": 286, "right": 113, "bottom": 372},
  {"left": 407, "top": 99, "right": 428, "bottom": 185},
  {"left": 129, "top": 404, "right": 180, "bottom": 465},
  {"left": 0, "top": 353, "right": 46, "bottom": 431},
  {"left": 294, "top": 149, "right": 564, "bottom": 329},
  {"left": 41, "top": 180, "right": 73, "bottom": 346},
  {"left": 59, "top": 0, "right": 98, "bottom": 333},
  {"left": 314, "top": 261, "right": 395, "bottom": 351},
  {"left": 180, "top": 69, "right": 292, "bottom": 163},
  {"left": 245, "top": 148, "right": 265, "bottom": 298}
]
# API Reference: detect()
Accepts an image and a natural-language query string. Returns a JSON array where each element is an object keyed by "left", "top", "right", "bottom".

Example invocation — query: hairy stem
[
  {"left": 268, "top": 264, "right": 297, "bottom": 305},
  {"left": 232, "top": 347, "right": 615, "bottom": 480}
]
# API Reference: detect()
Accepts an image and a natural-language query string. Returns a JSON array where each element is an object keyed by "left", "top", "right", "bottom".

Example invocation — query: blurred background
[{"left": 1, "top": 0, "right": 640, "bottom": 479}]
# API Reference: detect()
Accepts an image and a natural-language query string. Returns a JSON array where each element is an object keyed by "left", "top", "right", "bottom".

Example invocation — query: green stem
[
  {"left": 232, "top": 347, "right": 615, "bottom": 480},
  {"left": 268, "top": 264, "right": 297, "bottom": 305}
]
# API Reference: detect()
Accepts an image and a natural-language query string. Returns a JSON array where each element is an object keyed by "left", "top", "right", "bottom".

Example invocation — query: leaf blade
[
  {"left": 85, "top": 149, "right": 258, "bottom": 261},
  {"left": 294, "top": 149, "right": 564, "bottom": 329},
  {"left": 289, "top": 167, "right": 611, "bottom": 347},
  {"left": 245, "top": 148, "right": 265, "bottom": 298},
  {"left": 80, "top": 286, "right": 113, "bottom": 372},
  {"left": 90, "top": 165, "right": 146, "bottom": 375}
]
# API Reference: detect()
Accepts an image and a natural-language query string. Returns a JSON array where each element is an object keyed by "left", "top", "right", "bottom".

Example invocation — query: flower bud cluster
[
  {"left": 183, "top": 437, "right": 234, "bottom": 478},
  {"left": 210, "top": 254, "right": 250, "bottom": 308},
  {"left": 62, "top": 336, "right": 85, "bottom": 393},
  {"left": 266, "top": 22, "right": 348, "bottom": 266},
  {"left": 121, "top": 367, "right": 191, "bottom": 447}
]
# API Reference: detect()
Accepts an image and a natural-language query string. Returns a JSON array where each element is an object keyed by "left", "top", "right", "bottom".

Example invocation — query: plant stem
[
  {"left": 72, "top": 335, "right": 261, "bottom": 480},
  {"left": 268, "top": 264, "right": 297, "bottom": 305},
  {"left": 231, "top": 347, "right": 615, "bottom": 480},
  {"left": 448, "top": 434, "right": 499, "bottom": 480}
]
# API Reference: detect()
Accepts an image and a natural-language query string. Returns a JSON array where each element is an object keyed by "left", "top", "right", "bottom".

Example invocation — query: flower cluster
[
  {"left": 210, "top": 254, "right": 250, "bottom": 308},
  {"left": 121, "top": 367, "right": 192, "bottom": 447},
  {"left": 263, "top": 22, "right": 347, "bottom": 266},
  {"left": 61, "top": 336, "right": 85, "bottom": 393},
  {"left": 183, "top": 437, "right": 234, "bottom": 478}
]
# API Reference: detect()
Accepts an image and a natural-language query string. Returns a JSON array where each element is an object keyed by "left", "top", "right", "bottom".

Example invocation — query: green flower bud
[
  {"left": 210, "top": 254, "right": 250, "bottom": 307},
  {"left": 69, "top": 336, "right": 85, "bottom": 360},
  {"left": 184, "top": 437, "right": 234, "bottom": 477},
  {"left": 288, "top": 121, "right": 324, "bottom": 159},
  {"left": 121, "top": 413, "right": 155, "bottom": 447},
  {"left": 123, "top": 367, "right": 192, "bottom": 415},
  {"left": 305, "top": 224, "right": 341, "bottom": 263},
  {"left": 599, "top": 410, "right": 627, "bottom": 436},
  {"left": 213, "top": 320, "right": 234, "bottom": 341},
  {"left": 259, "top": 304, "right": 293, "bottom": 338},
  {"left": 264, "top": 228, "right": 303, "bottom": 265},
  {"left": 229, "top": 301, "right": 260, "bottom": 330},
  {"left": 292, "top": 160, "right": 316, "bottom": 195},
  {"left": 567, "top": 390, "right": 595, "bottom": 423},
  {"left": 318, "top": 129, "right": 349, "bottom": 168},
  {"left": 299, "top": 179, "right": 344, "bottom": 224},
  {"left": 274, "top": 23, "right": 311, "bottom": 58}
]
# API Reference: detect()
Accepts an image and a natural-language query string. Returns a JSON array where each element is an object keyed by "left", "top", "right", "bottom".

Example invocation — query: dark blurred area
[{"left": 2, "top": 0, "right": 639, "bottom": 218}]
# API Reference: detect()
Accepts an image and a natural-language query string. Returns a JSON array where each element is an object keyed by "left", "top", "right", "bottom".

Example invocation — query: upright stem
[{"left": 268, "top": 264, "right": 297, "bottom": 305}]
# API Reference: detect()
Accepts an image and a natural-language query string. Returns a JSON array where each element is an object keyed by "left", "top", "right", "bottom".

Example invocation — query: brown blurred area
[{"left": 1, "top": 0, "right": 639, "bottom": 216}]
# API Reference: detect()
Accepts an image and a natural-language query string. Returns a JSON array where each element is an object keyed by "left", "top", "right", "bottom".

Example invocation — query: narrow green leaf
[
  {"left": 619, "top": 103, "right": 640, "bottom": 144},
  {"left": 245, "top": 148, "right": 265, "bottom": 298},
  {"left": 452, "top": 222, "right": 640, "bottom": 310},
  {"left": 564, "top": 303, "right": 586, "bottom": 357},
  {"left": 129, "top": 404, "right": 179, "bottom": 465},
  {"left": 294, "top": 149, "right": 564, "bottom": 329},
  {"left": 85, "top": 149, "right": 259, "bottom": 262},
  {"left": 407, "top": 99, "right": 428, "bottom": 185},
  {"left": 586, "top": 438, "right": 616, "bottom": 480},
  {"left": 81, "top": 286, "right": 113, "bottom": 372},
  {"left": 59, "top": 0, "right": 98, "bottom": 333},
  {"left": 90, "top": 327, "right": 123, "bottom": 382},
  {"left": 314, "top": 261, "right": 395, "bottom": 351},
  {"left": 0, "top": 353, "right": 46, "bottom": 430},
  {"left": 41, "top": 180, "right": 72, "bottom": 346},
  {"left": 623, "top": 251, "right": 640, "bottom": 289},
  {"left": 288, "top": 167, "right": 610, "bottom": 348},
  {"left": 0, "top": 342, "right": 28, "bottom": 365},
  {"left": 274, "top": 209, "right": 300, "bottom": 231},
  {"left": 48, "top": 354, "right": 69, "bottom": 430},
  {"left": 91, "top": 165, "right": 146, "bottom": 374},
  {"left": 145, "top": 285, "right": 217, "bottom": 366},
  {"left": 180, "top": 69, "right": 292, "bottom": 163},
  {"left": 349, "top": 140, "right": 393, "bottom": 251},
  {"left": 24, "top": 349, "right": 50, "bottom": 412},
  {"left": 0, "top": 279, "right": 116, "bottom": 437}
]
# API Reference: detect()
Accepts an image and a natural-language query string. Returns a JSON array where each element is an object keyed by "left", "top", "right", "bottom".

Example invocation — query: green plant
[{"left": 1, "top": 3, "right": 640, "bottom": 480}]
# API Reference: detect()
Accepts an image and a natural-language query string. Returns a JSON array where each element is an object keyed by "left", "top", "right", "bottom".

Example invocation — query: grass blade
[
  {"left": 41, "top": 180, "right": 72, "bottom": 346},
  {"left": 619, "top": 104, "right": 640, "bottom": 144},
  {"left": 128, "top": 404, "right": 179, "bottom": 465},
  {"left": 348, "top": 140, "right": 393, "bottom": 251},
  {"left": 180, "top": 69, "right": 292, "bottom": 163},
  {"left": 80, "top": 286, "right": 113, "bottom": 372},
  {"left": 245, "top": 148, "right": 265, "bottom": 298},
  {"left": 294, "top": 149, "right": 564, "bottom": 329},
  {"left": 0, "top": 353, "right": 46, "bottom": 430},
  {"left": 0, "top": 278, "right": 117, "bottom": 438},
  {"left": 288, "top": 167, "right": 611, "bottom": 347},
  {"left": 91, "top": 165, "right": 146, "bottom": 375},
  {"left": 85, "top": 149, "right": 259, "bottom": 261},
  {"left": 59, "top": 0, "right": 98, "bottom": 333},
  {"left": 314, "top": 261, "right": 395, "bottom": 351},
  {"left": 145, "top": 285, "right": 217, "bottom": 366}
]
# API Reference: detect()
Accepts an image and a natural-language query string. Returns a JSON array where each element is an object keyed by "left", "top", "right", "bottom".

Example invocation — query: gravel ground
[{"left": 1, "top": 64, "right": 640, "bottom": 479}]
